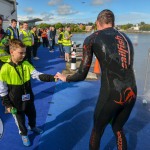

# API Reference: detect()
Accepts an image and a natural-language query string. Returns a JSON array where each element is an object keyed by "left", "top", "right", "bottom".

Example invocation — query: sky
[{"left": 16, "top": 0, "right": 150, "bottom": 25}]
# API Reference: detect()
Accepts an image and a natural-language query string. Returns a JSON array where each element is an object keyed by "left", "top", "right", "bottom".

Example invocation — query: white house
[
  {"left": 132, "top": 24, "right": 140, "bottom": 31},
  {"left": 0, "top": 0, "right": 18, "bottom": 30}
]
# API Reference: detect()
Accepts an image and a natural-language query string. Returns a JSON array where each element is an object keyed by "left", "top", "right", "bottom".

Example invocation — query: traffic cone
[{"left": 93, "top": 58, "right": 100, "bottom": 74}]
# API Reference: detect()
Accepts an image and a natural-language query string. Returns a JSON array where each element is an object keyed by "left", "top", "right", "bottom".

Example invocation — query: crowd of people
[
  {"left": 38, "top": 25, "right": 73, "bottom": 61},
  {"left": 0, "top": 17, "right": 73, "bottom": 66},
  {"left": 0, "top": 9, "right": 137, "bottom": 150}
]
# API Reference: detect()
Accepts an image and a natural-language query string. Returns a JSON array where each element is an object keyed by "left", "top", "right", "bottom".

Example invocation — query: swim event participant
[{"left": 56, "top": 9, "right": 137, "bottom": 150}]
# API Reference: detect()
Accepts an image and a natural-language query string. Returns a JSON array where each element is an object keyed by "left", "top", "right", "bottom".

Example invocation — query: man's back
[{"left": 91, "top": 28, "right": 135, "bottom": 83}]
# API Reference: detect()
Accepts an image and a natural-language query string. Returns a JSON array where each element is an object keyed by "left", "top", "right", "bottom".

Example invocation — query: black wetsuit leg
[
  {"left": 111, "top": 93, "right": 136, "bottom": 150},
  {"left": 89, "top": 86, "right": 137, "bottom": 150}
]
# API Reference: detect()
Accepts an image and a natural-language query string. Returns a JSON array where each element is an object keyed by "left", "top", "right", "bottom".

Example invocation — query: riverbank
[
  {"left": 119, "top": 30, "right": 150, "bottom": 34},
  {"left": 72, "top": 30, "right": 150, "bottom": 34}
]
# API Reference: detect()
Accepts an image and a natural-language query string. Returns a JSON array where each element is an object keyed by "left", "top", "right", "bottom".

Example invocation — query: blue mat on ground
[
  {"left": 0, "top": 45, "right": 150, "bottom": 150},
  {"left": 37, "top": 80, "right": 150, "bottom": 150}
]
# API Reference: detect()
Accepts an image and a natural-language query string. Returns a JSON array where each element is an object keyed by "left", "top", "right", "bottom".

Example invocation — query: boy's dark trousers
[{"left": 13, "top": 101, "right": 36, "bottom": 136}]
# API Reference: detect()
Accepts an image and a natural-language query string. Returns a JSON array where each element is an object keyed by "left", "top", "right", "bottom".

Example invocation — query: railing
[{"left": 142, "top": 48, "right": 150, "bottom": 104}]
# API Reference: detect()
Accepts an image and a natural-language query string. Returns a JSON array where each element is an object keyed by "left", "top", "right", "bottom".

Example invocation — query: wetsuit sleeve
[
  {"left": 66, "top": 36, "right": 93, "bottom": 82},
  {"left": 31, "top": 69, "right": 55, "bottom": 82}
]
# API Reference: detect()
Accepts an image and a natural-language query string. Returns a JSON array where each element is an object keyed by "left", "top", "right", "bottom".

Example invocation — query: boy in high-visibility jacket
[{"left": 0, "top": 39, "right": 57, "bottom": 147}]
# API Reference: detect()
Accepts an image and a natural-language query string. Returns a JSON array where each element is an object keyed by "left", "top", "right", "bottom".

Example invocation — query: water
[{"left": 72, "top": 32, "right": 150, "bottom": 97}]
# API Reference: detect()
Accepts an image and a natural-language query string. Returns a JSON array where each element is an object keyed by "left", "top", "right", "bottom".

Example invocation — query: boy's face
[{"left": 10, "top": 47, "right": 26, "bottom": 63}]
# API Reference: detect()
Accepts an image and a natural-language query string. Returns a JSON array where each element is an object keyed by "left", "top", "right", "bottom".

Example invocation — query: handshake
[{"left": 54, "top": 72, "right": 67, "bottom": 82}]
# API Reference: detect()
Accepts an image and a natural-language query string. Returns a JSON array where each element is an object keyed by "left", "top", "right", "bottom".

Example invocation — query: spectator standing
[
  {"left": 0, "top": 17, "right": 10, "bottom": 62},
  {"left": 41, "top": 28, "right": 48, "bottom": 48},
  {"left": 31, "top": 26, "right": 40, "bottom": 60},
  {"left": 62, "top": 26, "right": 72, "bottom": 62},
  {"left": 57, "top": 27, "right": 64, "bottom": 57},
  {"left": 6, "top": 19, "right": 19, "bottom": 40},
  {"left": 19, "top": 22, "right": 34, "bottom": 64},
  {"left": 48, "top": 26, "right": 56, "bottom": 52}
]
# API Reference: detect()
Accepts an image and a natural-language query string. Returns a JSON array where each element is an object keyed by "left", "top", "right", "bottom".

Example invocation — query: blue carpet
[{"left": 0, "top": 45, "right": 150, "bottom": 150}]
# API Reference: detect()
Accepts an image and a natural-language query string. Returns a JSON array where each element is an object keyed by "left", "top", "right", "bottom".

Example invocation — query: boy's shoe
[
  {"left": 33, "top": 57, "right": 40, "bottom": 60},
  {"left": 49, "top": 50, "right": 54, "bottom": 53},
  {"left": 21, "top": 135, "right": 30, "bottom": 146},
  {"left": 28, "top": 126, "right": 43, "bottom": 134}
]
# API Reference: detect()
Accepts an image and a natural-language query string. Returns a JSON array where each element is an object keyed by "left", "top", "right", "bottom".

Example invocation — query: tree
[
  {"left": 140, "top": 24, "right": 150, "bottom": 31},
  {"left": 55, "top": 23, "right": 63, "bottom": 29},
  {"left": 82, "top": 25, "right": 86, "bottom": 30},
  {"left": 120, "top": 23, "right": 133, "bottom": 30},
  {"left": 87, "top": 22, "right": 94, "bottom": 26},
  {"left": 37, "top": 23, "right": 50, "bottom": 29},
  {"left": 139, "top": 22, "right": 145, "bottom": 26}
]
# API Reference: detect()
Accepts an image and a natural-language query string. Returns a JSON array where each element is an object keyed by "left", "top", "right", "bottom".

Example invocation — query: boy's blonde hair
[{"left": 9, "top": 39, "right": 26, "bottom": 51}]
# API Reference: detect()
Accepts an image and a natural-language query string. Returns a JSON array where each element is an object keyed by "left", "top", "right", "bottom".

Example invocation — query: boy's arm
[
  {"left": 0, "top": 81, "right": 12, "bottom": 108},
  {"left": 31, "top": 69, "right": 56, "bottom": 82}
]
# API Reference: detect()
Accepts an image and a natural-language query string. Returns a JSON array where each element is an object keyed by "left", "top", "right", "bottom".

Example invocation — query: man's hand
[{"left": 55, "top": 72, "right": 67, "bottom": 82}]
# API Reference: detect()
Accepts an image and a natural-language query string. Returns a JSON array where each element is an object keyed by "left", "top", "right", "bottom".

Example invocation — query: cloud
[
  {"left": 91, "top": 0, "right": 111, "bottom": 5},
  {"left": 40, "top": 12, "right": 54, "bottom": 21},
  {"left": 57, "top": 4, "right": 78, "bottom": 15},
  {"left": 23, "top": 7, "right": 34, "bottom": 14},
  {"left": 116, "top": 12, "right": 150, "bottom": 25},
  {"left": 48, "top": 0, "right": 63, "bottom": 6}
]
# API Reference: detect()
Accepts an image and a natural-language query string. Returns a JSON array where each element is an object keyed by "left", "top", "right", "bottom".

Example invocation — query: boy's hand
[{"left": 5, "top": 107, "right": 11, "bottom": 113}]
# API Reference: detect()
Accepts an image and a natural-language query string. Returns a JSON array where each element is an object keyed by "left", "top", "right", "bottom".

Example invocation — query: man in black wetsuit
[{"left": 56, "top": 9, "right": 137, "bottom": 150}]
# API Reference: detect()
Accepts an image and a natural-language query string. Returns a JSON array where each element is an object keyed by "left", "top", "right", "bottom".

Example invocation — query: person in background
[
  {"left": 37, "top": 28, "right": 42, "bottom": 47},
  {"left": 57, "top": 27, "right": 64, "bottom": 57},
  {"left": 19, "top": 22, "right": 34, "bottom": 64},
  {"left": 0, "top": 39, "right": 57, "bottom": 147},
  {"left": 41, "top": 28, "right": 48, "bottom": 48},
  {"left": 19, "top": 23, "right": 23, "bottom": 33},
  {"left": 31, "top": 26, "right": 40, "bottom": 60},
  {"left": 62, "top": 26, "right": 72, "bottom": 62},
  {"left": 47, "top": 26, "right": 52, "bottom": 51},
  {"left": 56, "top": 9, "right": 137, "bottom": 150},
  {"left": 6, "top": 19, "right": 19, "bottom": 40},
  {"left": 0, "top": 17, "right": 10, "bottom": 62},
  {"left": 48, "top": 26, "right": 56, "bottom": 52}
]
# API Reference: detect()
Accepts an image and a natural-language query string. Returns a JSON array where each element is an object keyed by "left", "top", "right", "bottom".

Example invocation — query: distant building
[
  {"left": 85, "top": 25, "right": 93, "bottom": 32},
  {"left": 0, "top": 0, "right": 18, "bottom": 30},
  {"left": 79, "top": 24, "right": 83, "bottom": 30},
  {"left": 129, "top": 24, "right": 140, "bottom": 31},
  {"left": 133, "top": 24, "right": 140, "bottom": 31}
]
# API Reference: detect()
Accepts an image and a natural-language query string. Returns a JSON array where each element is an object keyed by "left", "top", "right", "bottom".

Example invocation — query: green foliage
[
  {"left": 36, "top": 22, "right": 150, "bottom": 32},
  {"left": 55, "top": 23, "right": 63, "bottom": 29},
  {"left": 120, "top": 23, "right": 133, "bottom": 30},
  {"left": 87, "top": 22, "right": 94, "bottom": 26},
  {"left": 139, "top": 22, "right": 145, "bottom": 26},
  {"left": 81, "top": 25, "right": 86, "bottom": 30},
  {"left": 140, "top": 24, "right": 150, "bottom": 31},
  {"left": 37, "top": 23, "right": 50, "bottom": 29}
]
